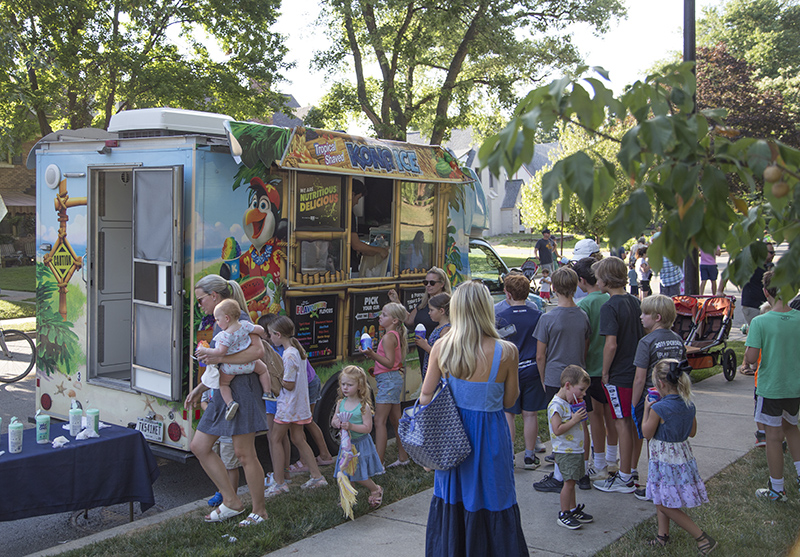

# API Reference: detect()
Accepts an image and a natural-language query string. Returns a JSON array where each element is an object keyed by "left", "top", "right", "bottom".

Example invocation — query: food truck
[{"left": 30, "top": 108, "right": 501, "bottom": 457}]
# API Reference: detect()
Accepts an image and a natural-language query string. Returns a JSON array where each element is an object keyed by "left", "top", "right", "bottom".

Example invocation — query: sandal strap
[
  {"left": 696, "top": 531, "right": 717, "bottom": 555},
  {"left": 647, "top": 534, "right": 670, "bottom": 547}
]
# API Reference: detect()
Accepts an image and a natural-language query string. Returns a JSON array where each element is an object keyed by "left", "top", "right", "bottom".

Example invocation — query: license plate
[{"left": 137, "top": 417, "right": 164, "bottom": 442}]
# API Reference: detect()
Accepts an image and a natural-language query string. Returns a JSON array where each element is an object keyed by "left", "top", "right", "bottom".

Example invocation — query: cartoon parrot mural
[{"left": 220, "top": 176, "right": 287, "bottom": 319}]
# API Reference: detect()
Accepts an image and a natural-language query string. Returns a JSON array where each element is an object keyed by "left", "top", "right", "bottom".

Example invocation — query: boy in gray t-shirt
[{"left": 533, "top": 267, "right": 591, "bottom": 493}]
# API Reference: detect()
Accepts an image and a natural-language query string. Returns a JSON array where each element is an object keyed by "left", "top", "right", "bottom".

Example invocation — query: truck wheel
[{"left": 314, "top": 372, "right": 342, "bottom": 456}]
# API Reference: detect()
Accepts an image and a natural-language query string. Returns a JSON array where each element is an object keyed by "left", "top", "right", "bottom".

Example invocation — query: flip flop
[
  {"left": 238, "top": 512, "right": 267, "bottom": 527},
  {"left": 204, "top": 503, "right": 244, "bottom": 523},
  {"left": 316, "top": 456, "right": 335, "bottom": 466}
]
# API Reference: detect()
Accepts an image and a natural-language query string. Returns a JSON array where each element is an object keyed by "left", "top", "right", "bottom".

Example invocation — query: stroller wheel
[{"left": 722, "top": 348, "right": 737, "bottom": 381}]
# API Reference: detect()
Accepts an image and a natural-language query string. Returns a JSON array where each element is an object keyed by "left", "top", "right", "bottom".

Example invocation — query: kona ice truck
[{"left": 30, "top": 108, "right": 510, "bottom": 458}]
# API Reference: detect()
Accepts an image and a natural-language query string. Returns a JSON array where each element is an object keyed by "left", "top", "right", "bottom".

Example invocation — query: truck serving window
[{"left": 398, "top": 181, "right": 435, "bottom": 273}]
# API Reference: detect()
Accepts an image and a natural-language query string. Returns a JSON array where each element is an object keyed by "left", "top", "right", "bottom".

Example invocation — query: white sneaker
[
  {"left": 589, "top": 465, "right": 609, "bottom": 481},
  {"left": 593, "top": 472, "right": 636, "bottom": 494},
  {"left": 535, "top": 436, "right": 546, "bottom": 454}
]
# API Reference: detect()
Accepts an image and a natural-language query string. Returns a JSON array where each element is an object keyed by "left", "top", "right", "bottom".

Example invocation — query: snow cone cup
[
  {"left": 647, "top": 387, "right": 661, "bottom": 403},
  {"left": 415, "top": 323, "right": 427, "bottom": 339},
  {"left": 570, "top": 399, "right": 587, "bottom": 422},
  {"left": 221, "top": 237, "right": 241, "bottom": 280},
  {"left": 360, "top": 333, "right": 373, "bottom": 351}
]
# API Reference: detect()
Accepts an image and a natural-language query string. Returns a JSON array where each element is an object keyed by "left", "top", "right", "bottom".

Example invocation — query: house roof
[
  {"left": 0, "top": 192, "right": 35, "bottom": 207},
  {"left": 501, "top": 179, "right": 522, "bottom": 209},
  {"left": 522, "top": 142, "right": 560, "bottom": 176}
]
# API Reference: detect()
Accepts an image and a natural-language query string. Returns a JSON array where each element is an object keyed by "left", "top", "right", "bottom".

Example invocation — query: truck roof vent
[{"left": 108, "top": 108, "right": 233, "bottom": 137}]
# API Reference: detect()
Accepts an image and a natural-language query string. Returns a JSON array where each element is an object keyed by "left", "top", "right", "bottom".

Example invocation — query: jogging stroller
[
  {"left": 671, "top": 295, "right": 738, "bottom": 381},
  {"left": 520, "top": 257, "right": 540, "bottom": 293}
]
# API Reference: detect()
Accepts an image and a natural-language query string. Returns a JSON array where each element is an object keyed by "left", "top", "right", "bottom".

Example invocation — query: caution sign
[{"left": 49, "top": 241, "right": 74, "bottom": 283}]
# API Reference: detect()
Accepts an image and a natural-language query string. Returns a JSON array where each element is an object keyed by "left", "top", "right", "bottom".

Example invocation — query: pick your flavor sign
[{"left": 281, "top": 127, "right": 472, "bottom": 184}]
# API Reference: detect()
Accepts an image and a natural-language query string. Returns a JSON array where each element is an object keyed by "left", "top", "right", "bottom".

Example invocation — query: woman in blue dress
[{"left": 420, "top": 281, "right": 528, "bottom": 556}]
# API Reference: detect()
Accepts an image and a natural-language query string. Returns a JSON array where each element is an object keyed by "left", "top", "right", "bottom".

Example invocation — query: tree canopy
[
  {"left": 0, "top": 0, "right": 289, "bottom": 154},
  {"left": 310, "top": 0, "right": 625, "bottom": 143},
  {"left": 698, "top": 0, "right": 800, "bottom": 118},
  {"left": 480, "top": 64, "right": 800, "bottom": 301},
  {"left": 519, "top": 123, "right": 631, "bottom": 240}
]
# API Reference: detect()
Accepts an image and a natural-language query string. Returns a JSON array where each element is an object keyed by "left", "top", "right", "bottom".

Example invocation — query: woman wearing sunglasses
[{"left": 389, "top": 267, "right": 452, "bottom": 365}]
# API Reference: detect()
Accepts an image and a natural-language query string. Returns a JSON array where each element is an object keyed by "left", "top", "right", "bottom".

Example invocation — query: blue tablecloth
[{"left": 0, "top": 424, "right": 160, "bottom": 521}]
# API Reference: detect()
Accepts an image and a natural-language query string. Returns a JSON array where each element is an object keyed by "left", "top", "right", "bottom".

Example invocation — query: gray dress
[{"left": 197, "top": 310, "right": 269, "bottom": 437}]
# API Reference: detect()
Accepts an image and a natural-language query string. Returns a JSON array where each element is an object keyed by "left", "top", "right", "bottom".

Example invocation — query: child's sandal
[
  {"left": 647, "top": 534, "right": 670, "bottom": 547},
  {"left": 695, "top": 531, "right": 717, "bottom": 556},
  {"left": 368, "top": 486, "right": 384, "bottom": 509}
]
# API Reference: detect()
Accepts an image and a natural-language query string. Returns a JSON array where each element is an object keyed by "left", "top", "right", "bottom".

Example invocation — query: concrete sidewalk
[{"left": 266, "top": 371, "right": 756, "bottom": 557}]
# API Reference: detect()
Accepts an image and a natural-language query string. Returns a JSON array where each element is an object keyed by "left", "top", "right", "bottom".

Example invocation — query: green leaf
[{"left": 606, "top": 189, "right": 652, "bottom": 247}]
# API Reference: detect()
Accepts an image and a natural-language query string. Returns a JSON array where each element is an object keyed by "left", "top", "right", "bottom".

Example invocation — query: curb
[{"left": 26, "top": 500, "right": 208, "bottom": 557}]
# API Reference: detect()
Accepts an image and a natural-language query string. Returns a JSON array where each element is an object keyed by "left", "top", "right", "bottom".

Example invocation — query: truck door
[
  {"left": 130, "top": 168, "right": 183, "bottom": 400},
  {"left": 89, "top": 167, "right": 183, "bottom": 400}
]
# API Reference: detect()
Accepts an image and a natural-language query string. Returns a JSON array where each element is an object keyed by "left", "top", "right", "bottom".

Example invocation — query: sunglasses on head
[{"left": 421, "top": 280, "right": 440, "bottom": 286}]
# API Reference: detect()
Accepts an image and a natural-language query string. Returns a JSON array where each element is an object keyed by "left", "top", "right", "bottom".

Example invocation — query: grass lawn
[
  {"left": 0, "top": 299, "right": 36, "bottom": 320},
  {"left": 0, "top": 265, "right": 35, "bottom": 291},
  {"left": 57, "top": 339, "right": 797, "bottom": 557}
]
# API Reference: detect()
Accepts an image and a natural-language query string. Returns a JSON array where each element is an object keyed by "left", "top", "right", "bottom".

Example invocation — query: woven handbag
[{"left": 397, "top": 376, "right": 472, "bottom": 470}]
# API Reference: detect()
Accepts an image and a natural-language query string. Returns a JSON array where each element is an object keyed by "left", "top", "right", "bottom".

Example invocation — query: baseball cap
[{"left": 572, "top": 239, "right": 600, "bottom": 261}]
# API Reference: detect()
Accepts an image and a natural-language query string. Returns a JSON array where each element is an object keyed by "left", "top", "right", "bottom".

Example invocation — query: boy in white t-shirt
[
  {"left": 549, "top": 365, "right": 593, "bottom": 529},
  {"left": 539, "top": 268, "right": 552, "bottom": 302}
]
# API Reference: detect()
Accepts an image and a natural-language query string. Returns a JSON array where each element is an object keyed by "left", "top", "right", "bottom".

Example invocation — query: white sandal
[
  {"left": 238, "top": 512, "right": 267, "bottom": 526},
  {"left": 204, "top": 503, "right": 244, "bottom": 522}
]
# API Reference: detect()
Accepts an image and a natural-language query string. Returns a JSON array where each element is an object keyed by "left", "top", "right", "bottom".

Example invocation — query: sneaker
[
  {"left": 545, "top": 454, "right": 555, "bottom": 463},
  {"left": 224, "top": 401, "right": 239, "bottom": 421},
  {"left": 593, "top": 472, "right": 636, "bottom": 493},
  {"left": 634, "top": 487, "right": 650, "bottom": 501},
  {"left": 756, "top": 482, "right": 788, "bottom": 502},
  {"left": 571, "top": 503, "right": 593, "bottom": 523},
  {"left": 264, "top": 483, "right": 290, "bottom": 498},
  {"left": 533, "top": 472, "right": 564, "bottom": 493},
  {"left": 578, "top": 474, "right": 591, "bottom": 490},
  {"left": 301, "top": 476, "right": 329, "bottom": 490},
  {"left": 754, "top": 431, "right": 766, "bottom": 447},
  {"left": 557, "top": 511, "right": 582, "bottom": 529},
  {"left": 524, "top": 456, "right": 541, "bottom": 470},
  {"left": 207, "top": 491, "right": 223, "bottom": 506},
  {"left": 589, "top": 465, "right": 609, "bottom": 481},
  {"left": 631, "top": 471, "right": 639, "bottom": 483},
  {"left": 535, "top": 436, "right": 546, "bottom": 453}
]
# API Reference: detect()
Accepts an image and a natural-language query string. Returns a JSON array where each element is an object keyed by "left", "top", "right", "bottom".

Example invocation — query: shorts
[
  {"left": 544, "top": 384, "right": 559, "bottom": 406},
  {"left": 308, "top": 375, "right": 321, "bottom": 405},
  {"left": 631, "top": 397, "right": 645, "bottom": 439},
  {"left": 661, "top": 282, "right": 681, "bottom": 297},
  {"left": 630, "top": 285, "right": 639, "bottom": 297},
  {"left": 375, "top": 370, "right": 403, "bottom": 404},
  {"left": 264, "top": 398, "right": 277, "bottom": 415},
  {"left": 540, "top": 291, "right": 551, "bottom": 300},
  {"left": 505, "top": 375, "right": 547, "bottom": 414},
  {"left": 213, "top": 437, "right": 240, "bottom": 470},
  {"left": 585, "top": 377, "right": 608, "bottom": 412},
  {"left": 603, "top": 384, "right": 633, "bottom": 419},
  {"left": 742, "top": 306, "right": 760, "bottom": 326},
  {"left": 639, "top": 280, "right": 651, "bottom": 294},
  {"left": 700, "top": 264, "right": 718, "bottom": 281},
  {"left": 555, "top": 452, "right": 584, "bottom": 482},
  {"left": 754, "top": 396, "right": 800, "bottom": 428}
]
